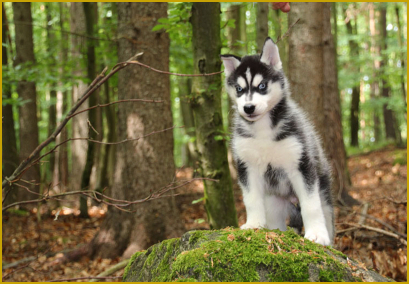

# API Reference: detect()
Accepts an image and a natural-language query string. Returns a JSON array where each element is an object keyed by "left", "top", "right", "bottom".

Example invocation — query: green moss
[
  {"left": 188, "top": 230, "right": 209, "bottom": 245},
  {"left": 155, "top": 238, "right": 181, "bottom": 282},
  {"left": 124, "top": 228, "right": 359, "bottom": 282},
  {"left": 171, "top": 228, "right": 351, "bottom": 282},
  {"left": 123, "top": 250, "right": 145, "bottom": 280}
]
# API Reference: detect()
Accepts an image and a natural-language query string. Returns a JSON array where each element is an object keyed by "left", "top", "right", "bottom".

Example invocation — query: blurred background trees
[{"left": 2, "top": 1, "right": 406, "bottom": 257}]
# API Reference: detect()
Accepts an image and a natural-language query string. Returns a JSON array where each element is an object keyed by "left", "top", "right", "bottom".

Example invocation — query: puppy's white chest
[{"left": 233, "top": 129, "right": 302, "bottom": 171}]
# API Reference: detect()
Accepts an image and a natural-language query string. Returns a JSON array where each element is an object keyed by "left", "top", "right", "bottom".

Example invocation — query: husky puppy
[{"left": 221, "top": 37, "right": 334, "bottom": 246}]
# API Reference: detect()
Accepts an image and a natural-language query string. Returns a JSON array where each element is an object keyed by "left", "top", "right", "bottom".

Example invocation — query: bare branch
[
  {"left": 344, "top": 222, "right": 407, "bottom": 246},
  {"left": 276, "top": 18, "right": 300, "bottom": 43},
  {"left": 68, "top": 99, "right": 163, "bottom": 119},
  {"left": 2, "top": 53, "right": 224, "bottom": 190},
  {"left": 341, "top": 205, "right": 407, "bottom": 239},
  {"left": 115, "top": 60, "right": 224, "bottom": 77},
  {"left": 47, "top": 276, "right": 122, "bottom": 282},
  {"left": 2, "top": 177, "right": 217, "bottom": 212}
]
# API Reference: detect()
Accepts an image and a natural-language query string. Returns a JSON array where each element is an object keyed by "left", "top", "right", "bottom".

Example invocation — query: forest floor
[{"left": 2, "top": 146, "right": 407, "bottom": 282}]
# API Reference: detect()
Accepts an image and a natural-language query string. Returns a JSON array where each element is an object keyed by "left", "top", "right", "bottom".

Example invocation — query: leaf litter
[{"left": 2, "top": 147, "right": 406, "bottom": 281}]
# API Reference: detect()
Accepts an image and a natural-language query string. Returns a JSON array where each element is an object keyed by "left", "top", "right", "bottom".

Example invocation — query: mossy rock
[{"left": 123, "top": 228, "right": 393, "bottom": 282}]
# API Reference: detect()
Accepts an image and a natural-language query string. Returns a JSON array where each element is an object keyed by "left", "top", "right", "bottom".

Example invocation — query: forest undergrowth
[{"left": 2, "top": 147, "right": 407, "bottom": 282}]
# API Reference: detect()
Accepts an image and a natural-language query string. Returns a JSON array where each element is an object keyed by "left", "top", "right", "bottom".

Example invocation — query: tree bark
[
  {"left": 2, "top": 4, "right": 19, "bottom": 205},
  {"left": 46, "top": 3, "right": 58, "bottom": 185},
  {"left": 78, "top": 2, "right": 99, "bottom": 218},
  {"left": 70, "top": 2, "right": 89, "bottom": 196},
  {"left": 57, "top": 2, "right": 69, "bottom": 191},
  {"left": 369, "top": 3, "right": 382, "bottom": 143},
  {"left": 344, "top": 6, "right": 360, "bottom": 147},
  {"left": 179, "top": 78, "right": 197, "bottom": 167},
  {"left": 288, "top": 3, "right": 357, "bottom": 206},
  {"left": 226, "top": 4, "right": 245, "bottom": 56},
  {"left": 190, "top": 3, "right": 238, "bottom": 229},
  {"left": 271, "top": 10, "right": 288, "bottom": 74},
  {"left": 379, "top": 6, "right": 401, "bottom": 143},
  {"left": 12, "top": 2, "right": 40, "bottom": 200},
  {"left": 90, "top": 2, "right": 183, "bottom": 259},
  {"left": 256, "top": 3, "right": 269, "bottom": 54},
  {"left": 394, "top": 4, "right": 407, "bottom": 115}
]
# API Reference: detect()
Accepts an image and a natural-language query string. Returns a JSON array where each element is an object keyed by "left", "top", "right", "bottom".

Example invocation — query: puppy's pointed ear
[
  {"left": 220, "top": 55, "right": 241, "bottom": 77},
  {"left": 260, "top": 37, "right": 282, "bottom": 69}
]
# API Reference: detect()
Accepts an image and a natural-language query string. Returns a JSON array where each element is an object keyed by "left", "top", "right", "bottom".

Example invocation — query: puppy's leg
[
  {"left": 240, "top": 168, "right": 267, "bottom": 229},
  {"left": 289, "top": 171, "right": 331, "bottom": 245},
  {"left": 321, "top": 199, "right": 334, "bottom": 242},
  {"left": 264, "top": 195, "right": 288, "bottom": 231}
]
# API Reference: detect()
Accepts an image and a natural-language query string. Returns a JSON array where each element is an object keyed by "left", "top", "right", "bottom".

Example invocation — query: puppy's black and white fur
[{"left": 221, "top": 37, "right": 334, "bottom": 246}]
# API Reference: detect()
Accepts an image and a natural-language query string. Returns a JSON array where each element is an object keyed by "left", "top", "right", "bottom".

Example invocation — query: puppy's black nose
[{"left": 244, "top": 104, "right": 255, "bottom": 114}]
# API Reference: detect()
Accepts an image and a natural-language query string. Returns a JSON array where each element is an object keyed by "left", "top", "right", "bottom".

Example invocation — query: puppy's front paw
[
  {"left": 240, "top": 222, "right": 265, "bottom": 230},
  {"left": 304, "top": 229, "right": 331, "bottom": 246}
]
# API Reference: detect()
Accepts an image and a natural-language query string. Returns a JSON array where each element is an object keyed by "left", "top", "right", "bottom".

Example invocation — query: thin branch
[
  {"left": 89, "top": 259, "right": 130, "bottom": 282},
  {"left": 3, "top": 53, "right": 224, "bottom": 190},
  {"left": 2, "top": 66, "right": 110, "bottom": 189},
  {"left": 47, "top": 276, "right": 122, "bottom": 282},
  {"left": 276, "top": 18, "right": 300, "bottom": 43},
  {"left": 344, "top": 222, "right": 407, "bottom": 246},
  {"left": 68, "top": 99, "right": 163, "bottom": 119},
  {"left": 115, "top": 60, "right": 224, "bottom": 77},
  {"left": 2, "top": 177, "right": 217, "bottom": 212},
  {"left": 341, "top": 206, "right": 407, "bottom": 239}
]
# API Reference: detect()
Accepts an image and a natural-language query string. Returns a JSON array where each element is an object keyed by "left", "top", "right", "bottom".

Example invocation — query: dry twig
[
  {"left": 2, "top": 177, "right": 217, "bottom": 212},
  {"left": 344, "top": 222, "right": 407, "bottom": 246},
  {"left": 2, "top": 53, "right": 224, "bottom": 191},
  {"left": 276, "top": 18, "right": 300, "bottom": 43}
]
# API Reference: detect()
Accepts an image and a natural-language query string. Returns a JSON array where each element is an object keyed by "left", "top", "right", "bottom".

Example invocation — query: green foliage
[
  {"left": 5, "top": 1, "right": 406, "bottom": 175},
  {"left": 337, "top": 2, "right": 407, "bottom": 147}
]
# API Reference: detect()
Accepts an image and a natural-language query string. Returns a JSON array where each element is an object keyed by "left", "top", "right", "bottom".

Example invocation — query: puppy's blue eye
[
  {"left": 258, "top": 83, "right": 266, "bottom": 90},
  {"left": 236, "top": 86, "right": 243, "bottom": 92}
]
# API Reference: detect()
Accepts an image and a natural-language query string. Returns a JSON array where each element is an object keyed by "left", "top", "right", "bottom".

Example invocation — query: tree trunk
[
  {"left": 271, "top": 10, "right": 288, "bottom": 74},
  {"left": 57, "top": 2, "right": 69, "bottom": 191},
  {"left": 190, "top": 3, "right": 238, "bottom": 229},
  {"left": 179, "top": 78, "right": 197, "bottom": 167},
  {"left": 239, "top": 4, "right": 248, "bottom": 54},
  {"left": 46, "top": 3, "right": 58, "bottom": 185},
  {"left": 226, "top": 4, "right": 245, "bottom": 56},
  {"left": 394, "top": 4, "right": 407, "bottom": 115},
  {"left": 369, "top": 3, "right": 382, "bottom": 143},
  {"left": 256, "top": 3, "right": 269, "bottom": 54},
  {"left": 90, "top": 2, "right": 184, "bottom": 259},
  {"left": 288, "top": 3, "right": 357, "bottom": 206},
  {"left": 70, "top": 2, "right": 88, "bottom": 196},
  {"left": 78, "top": 2, "right": 98, "bottom": 218},
  {"left": 379, "top": 6, "right": 401, "bottom": 143},
  {"left": 344, "top": 6, "right": 360, "bottom": 147},
  {"left": 12, "top": 2, "right": 40, "bottom": 200},
  {"left": 2, "top": 4, "right": 19, "bottom": 206}
]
